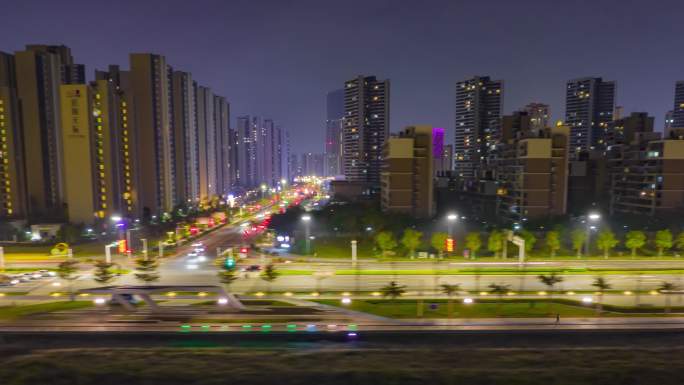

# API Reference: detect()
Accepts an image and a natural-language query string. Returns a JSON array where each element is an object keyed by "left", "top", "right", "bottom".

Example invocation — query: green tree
[
  {"left": 488, "top": 283, "right": 511, "bottom": 316},
  {"left": 537, "top": 272, "right": 564, "bottom": 312},
  {"left": 93, "top": 261, "right": 116, "bottom": 285},
  {"left": 591, "top": 277, "right": 612, "bottom": 315},
  {"left": 260, "top": 263, "right": 280, "bottom": 293},
  {"left": 430, "top": 232, "right": 449, "bottom": 258},
  {"left": 625, "top": 231, "right": 647, "bottom": 258},
  {"left": 381, "top": 281, "right": 406, "bottom": 301},
  {"left": 487, "top": 230, "right": 504, "bottom": 258},
  {"left": 654, "top": 229, "right": 673, "bottom": 257},
  {"left": 658, "top": 281, "right": 679, "bottom": 314},
  {"left": 134, "top": 257, "right": 160, "bottom": 285},
  {"left": 401, "top": 229, "right": 423, "bottom": 258},
  {"left": 57, "top": 259, "right": 80, "bottom": 301},
  {"left": 519, "top": 230, "right": 537, "bottom": 254},
  {"left": 440, "top": 283, "right": 461, "bottom": 318},
  {"left": 676, "top": 231, "right": 684, "bottom": 253},
  {"left": 545, "top": 231, "right": 561, "bottom": 258},
  {"left": 375, "top": 231, "right": 397, "bottom": 257},
  {"left": 596, "top": 229, "right": 619, "bottom": 259},
  {"left": 571, "top": 229, "right": 587, "bottom": 258},
  {"left": 465, "top": 232, "right": 482, "bottom": 259}
]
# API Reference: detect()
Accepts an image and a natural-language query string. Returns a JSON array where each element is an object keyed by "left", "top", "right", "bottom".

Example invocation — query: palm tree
[
  {"left": 440, "top": 283, "right": 461, "bottom": 318},
  {"left": 537, "top": 273, "right": 564, "bottom": 313},
  {"left": 658, "top": 281, "right": 679, "bottom": 314},
  {"left": 381, "top": 281, "right": 406, "bottom": 301},
  {"left": 591, "top": 277, "right": 612, "bottom": 315},
  {"left": 134, "top": 256, "right": 160, "bottom": 286},
  {"left": 93, "top": 261, "right": 117, "bottom": 285},
  {"left": 57, "top": 260, "right": 80, "bottom": 301},
  {"left": 260, "top": 264, "right": 280, "bottom": 294},
  {"left": 488, "top": 283, "right": 511, "bottom": 316}
]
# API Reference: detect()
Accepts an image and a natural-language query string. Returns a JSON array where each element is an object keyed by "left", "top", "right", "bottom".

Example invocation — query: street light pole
[
  {"left": 141, "top": 238, "right": 148, "bottom": 260},
  {"left": 302, "top": 215, "right": 311, "bottom": 255},
  {"left": 446, "top": 213, "right": 458, "bottom": 238},
  {"left": 585, "top": 212, "right": 601, "bottom": 257}
]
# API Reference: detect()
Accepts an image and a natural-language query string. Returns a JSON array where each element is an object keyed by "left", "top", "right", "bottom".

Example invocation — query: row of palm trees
[{"left": 379, "top": 274, "right": 682, "bottom": 317}]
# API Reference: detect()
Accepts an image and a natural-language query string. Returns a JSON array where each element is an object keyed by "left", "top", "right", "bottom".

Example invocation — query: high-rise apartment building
[
  {"left": 236, "top": 115, "right": 257, "bottom": 188},
  {"left": 342, "top": 75, "right": 389, "bottom": 189},
  {"left": 325, "top": 89, "right": 344, "bottom": 177},
  {"left": 454, "top": 76, "right": 503, "bottom": 178},
  {"left": 495, "top": 121, "right": 570, "bottom": 222},
  {"left": 94, "top": 65, "right": 139, "bottom": 218},
  {"left": 213, "top": 95, "right": 231, "bottom": 196},
  {"left": 172, "top": 71, "right": 199, "bottom": 205},
  {"left": 14, "top": 45, "right": 85, "bottom": 219},
  {"left": 300, "top": 153, "right": 325, "bottom": 177},
  {"left": 565, "top": 77, "right": 616, "bottom": 155},
  {"left": 671, "top": 81, "right": 684, "bottom": 129},
  {"left": 0, "top": 52, "right": 26, "bottom": 219},
  {"left": 257, "top": 119, "right": 275, "bottom": 186},
  {"left": 604, "top": 112, "right": 654, "bottom": 148},
  {"left": 197, "top": 86, "right": 216, "bottom": 198},
  {"left": 380, "top": 125, "right": 435, "bottom": 218},
  {"left": 129, "top": 53, "right": 176, "bottom": 216},
  {"left": 608, "top": 130, "right": 684, "bottom": 217},
  {"left": 524, "top": 103, "right": 550, "bottom": 131}
]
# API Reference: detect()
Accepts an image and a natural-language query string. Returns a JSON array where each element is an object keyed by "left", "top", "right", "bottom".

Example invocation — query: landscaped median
[
  {"left": 0, "top": 301, "right": 92, "bottom": 321},
  {"left": 278, "top": 267, "right": 684, "bottom": 276},
  {"left": 314, "top": 298, "right": 684, "bottom": 318}
]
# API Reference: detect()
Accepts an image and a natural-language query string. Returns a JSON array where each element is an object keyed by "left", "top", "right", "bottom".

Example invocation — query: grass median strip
[
  {"left": 0, "top": 301, "right": 92, "bottom": 320},
  {"left": 279, "top": 268, "right": 684, "bottom": 276},
  {"left": 315, "top": 298, "right": 683, "bottom": 318}
]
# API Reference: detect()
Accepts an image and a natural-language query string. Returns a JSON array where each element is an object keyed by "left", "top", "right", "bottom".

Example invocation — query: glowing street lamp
[
  {"left": 585, "top": 212, "right": 601, "bottom": 256},
  {"left": 446, "top": 213, "right": 458, "bottom": 237},
  {"left": 302, "top": 215, "right": 312, "bottom": 254}
]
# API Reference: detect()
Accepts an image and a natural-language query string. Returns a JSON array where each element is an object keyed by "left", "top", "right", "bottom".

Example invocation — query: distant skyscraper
[
  {"left": 454, "top": 75, "right": 503, "bottom": 178},
  {"left": 172, "top": 71, "right": 199, "bottom": 204},
  {"left": 301, "top": 153, "right": 325, "bottom": 177},
  {"left": 343, "top": 75, "right": 389, "bottom": 188},
  {"left": 213, "top": 95, "right": 231, "bottom": 196},
  {"left": 236, "top": 115, "right": 257, "bottom": 188},
  {"left": 325, "top": 89, "right": 344, "bottom": 177},
  {"left": 197, "top": 86, "right": 217, "bottom": 198},
  {"left": 671, "top": 81, "right": 684, "bottom": 129},
  {"left": 564, "top": 77, "right": 616, "bottom": 155},
  {"left": 289, "top": 153, "right": 301, "bottom": 178},
  {"left": 129, "top": 53, "right": 176, "bottom": 215},
  {"left": 524, "top": 103, "right": 550, "bottom": 131},
  {"left": 13, "top": 45, "right": 85, "bottom": 219}
]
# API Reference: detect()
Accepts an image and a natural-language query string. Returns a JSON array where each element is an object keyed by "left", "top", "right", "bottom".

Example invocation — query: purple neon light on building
[{"left": 432, "top": 127, "right": 445, "bottom": 158}]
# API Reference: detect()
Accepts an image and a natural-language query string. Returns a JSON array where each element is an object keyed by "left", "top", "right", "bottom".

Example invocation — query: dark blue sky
[{"left": 2, "top": 0, "right": 683, "bottom": 152}]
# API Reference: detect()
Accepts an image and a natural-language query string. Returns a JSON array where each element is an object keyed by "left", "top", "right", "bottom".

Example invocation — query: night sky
[{"left": 2, "top": 0, "right": 683, "bottom": 153}]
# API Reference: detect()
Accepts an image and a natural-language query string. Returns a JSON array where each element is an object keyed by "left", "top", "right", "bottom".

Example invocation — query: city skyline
[{"left": 2, "top": 0, "right": 683, "bottom": 153}]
